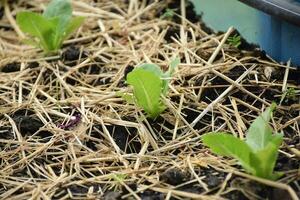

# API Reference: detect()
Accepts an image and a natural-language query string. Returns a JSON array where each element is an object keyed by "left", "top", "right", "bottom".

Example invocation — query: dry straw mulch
[{"left": 0, "top": 0, "right": 299, "bottom": 199}]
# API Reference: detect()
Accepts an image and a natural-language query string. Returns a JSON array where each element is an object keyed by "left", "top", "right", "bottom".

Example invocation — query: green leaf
[
  {"left": 16, "top": 12, "right": 57, "bottom": 51},
  {"left": 202, "top": 104, "right": 283, "bottom": 180},
  {"left": 202, "top": 132, "right": 255, "bottom": 174},
  {"left": 246, "top": 103, "right": 276, "bottom": 151},
  {"left": 250, "top": 133, "right": 283, "bottom": 180},
  {"left": 43, "top": 0, "right": 72, "bottom": 20},
  {"left": 16, "top": 0, "right": 84, "bottom": 53},
  {"left": 127, "top": 68, "right": 165, "bottom": 118},
  {"left": 138, "top": 63, "right": 163, "bottom": 77},
  {"left": 161, "top": 8, "right": 176, "bottom": 19},
  {"left": 138, "top": 63, "right": 169, "bottom": 95},
  {"left": 227, "top": 34, "right": 241, "bottom": 48},
  {"left": 63, "top": 16, "right": 85, "bottom": 40},
  {"left": 43, "top": 0, "right": 73, "bottom": 50}
]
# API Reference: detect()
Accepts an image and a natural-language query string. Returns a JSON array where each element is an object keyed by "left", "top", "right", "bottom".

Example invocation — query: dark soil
[
  {"left": 160, "top": 168, "right": 189, "bottom": 185},
  {"left": 182, "top": 106, "right": 211, "bottom": 130},
  {"left": 62, "top": 45, "right": 87, "bottom": 62},
  {"left": 1, "top": 62, "right": 20, "bottom": 73},
  {"left": 4, "top": 109, "right": 52, "bottom": 139},
  {"left": 13, "top": 115, "right": 44, "bottom": 135},
  {"left": 124, "top": 65, "right": 134, "bottom": 80},
  {"left": 11, "top": 110, "right": 41, "bottom": 133},
  {"left": 146, "top": 116, "right": 177, "bottom": 140},
  {"left": 0, "top": 127, "right": 13, "bottom": 140},
  {"left": 27, "top": 61, "right": 40, "bottom": 69},
  {"left": 139, "top": 190, "right": 165, "bottom": 200},
  {"left": 88, "top": 124, "right": 141, "bottom": 153}
]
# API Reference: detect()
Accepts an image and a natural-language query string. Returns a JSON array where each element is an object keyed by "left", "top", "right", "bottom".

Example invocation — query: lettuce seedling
[
  {"left": 202, "top": 104, "right": 283, "bottom": 180},
  {"left": 16, "top": 0, "right": 84, "bottom": 53},
  {"left": 126, "top": 58, "right": 180, "bottom": 119}
]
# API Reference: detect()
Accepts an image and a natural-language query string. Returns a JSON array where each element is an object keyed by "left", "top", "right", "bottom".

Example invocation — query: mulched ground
[{"left": 0, "top": 0, "right": 299, "bottom": 199}]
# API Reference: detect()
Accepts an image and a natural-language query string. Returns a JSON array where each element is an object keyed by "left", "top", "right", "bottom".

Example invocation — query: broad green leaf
[
  {"left": 63, "top": 16, "right": 85, "bottom": 40},
  {"left": 16, "top": 12, "right": 56, "bottom": 51},
  {"left": 138, "top": 63, "right": 169, "bottom": 95},
  {"left": 43, "top": 0, "right": 73, "bottom": 50},
  {"left": 43, "top": 0, "right": 72, "bottom": 20},
  {"left": 246, "top": 103, "right": 276, "bottom": 151},
  {"left": 16, "top": 12, "right": 51, "bottom": 38},
  {"left": 250, "top": 133, "right": 283, "bottom": 180},
  {"left": 202, "top": 132, "right": 255, "bottom": 174},
  {"left": 127, "top": 68, "right": 165, "bottom": 118},
  {"left": 16, "top": 0, "right": 84, "bottom": 53},
  {"left": 202, "top": 104, "right": 283, "bottom": 180},
  {"left": 139, "top": 63, "right": 163, "bottom": 77}
]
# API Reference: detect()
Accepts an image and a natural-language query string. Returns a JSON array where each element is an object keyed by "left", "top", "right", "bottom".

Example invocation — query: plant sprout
[
  {"left": 16, "top": 0, "right": 84, "bottom": 53},
  {"left": 125, "top": 58, "right": 180, "bottom": 119},
  {"left": 202, "top": 103, "right": 283, "bottom": 180},
  {"left": 227, "top": 34, "right": 241, "bottom": 48}
]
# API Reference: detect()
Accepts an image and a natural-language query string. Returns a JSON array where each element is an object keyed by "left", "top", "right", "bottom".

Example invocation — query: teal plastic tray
[{"left": 191, "top": 0, "right": 300, "bottom": 66}]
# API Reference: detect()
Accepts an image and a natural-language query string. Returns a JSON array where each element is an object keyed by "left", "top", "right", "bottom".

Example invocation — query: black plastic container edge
[{"left": 238, "top": 0, "right": 300, "bottom": 26}]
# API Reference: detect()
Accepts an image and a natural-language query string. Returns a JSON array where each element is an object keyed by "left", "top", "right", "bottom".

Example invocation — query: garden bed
[{"left": 0, "top": 0, "right": 299, "bottom": 199}]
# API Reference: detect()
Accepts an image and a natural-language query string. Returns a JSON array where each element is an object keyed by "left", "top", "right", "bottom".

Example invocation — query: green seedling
[
  {"left": 111, "top": 173, "right": 127, "bottom": 182},
  {"left": 202, "top": 103, "right": 283, "bottom": 180},
  {"left": 16, "top": 0, "right": 84, "bottom": 53},
  {"left": 227, "top": 34, "right": 241, "bottom": 48},
  {"left": 280, "top": 87, "right": 299, "bottom": 104},
  {"left": 109, "top": 173, "right": 127, "bottom": 191},
  {"left": 125, "top": 58, "right": 180, "bottom": 119},
  {"left": 161, "top": 8, "right": 176, "bottom": 20}
]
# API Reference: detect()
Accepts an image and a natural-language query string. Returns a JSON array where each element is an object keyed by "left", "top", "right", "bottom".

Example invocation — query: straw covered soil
[{"left": 0, "top": 0, "right": 299, "bottom": 199}]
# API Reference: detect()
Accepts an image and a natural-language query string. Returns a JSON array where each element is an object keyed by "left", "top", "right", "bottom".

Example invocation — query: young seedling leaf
[
  {"left": 43, "top": 0, "right": 72, "bottom": 50},
  {"left": 16, "top": 12, "right": 57, "bottom": 51},
  {"left": 161, "top": 8, "right": 176, "bottom": 19},
  {"left": 43, "top": 0, "right": 72, "bottom": 20},
  {"left": 125, "top": 59, "right": 178, "bottom": 118},
  {"left": 249, "top": 134, "right": 283, "bottom": 180},
  {"left": 138, "top": 63, "right": 163, "bottom": 77},
  {"left": 138, "top": 62, "right": 171, "bottom": 95},
  {"left": 227, "top": 34, "right": 241, "bottom": 48},
  {"left": 246, "top": 103, "right": 276, "bottom": 151},
  {"left": 63, "top": 16, "right": 85, "bottom": 40},
  {"left": 202, "top": 132, "right": 255, "bottom": 174},
  {"left": 202, "top": 104, "right": 283, "bottom": 180},
  {"left": 16, "top": 0, "right": 84, "bottom": 53},
  {"left": 127, "top": 68, "right": 165, "bottom": 118}
]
